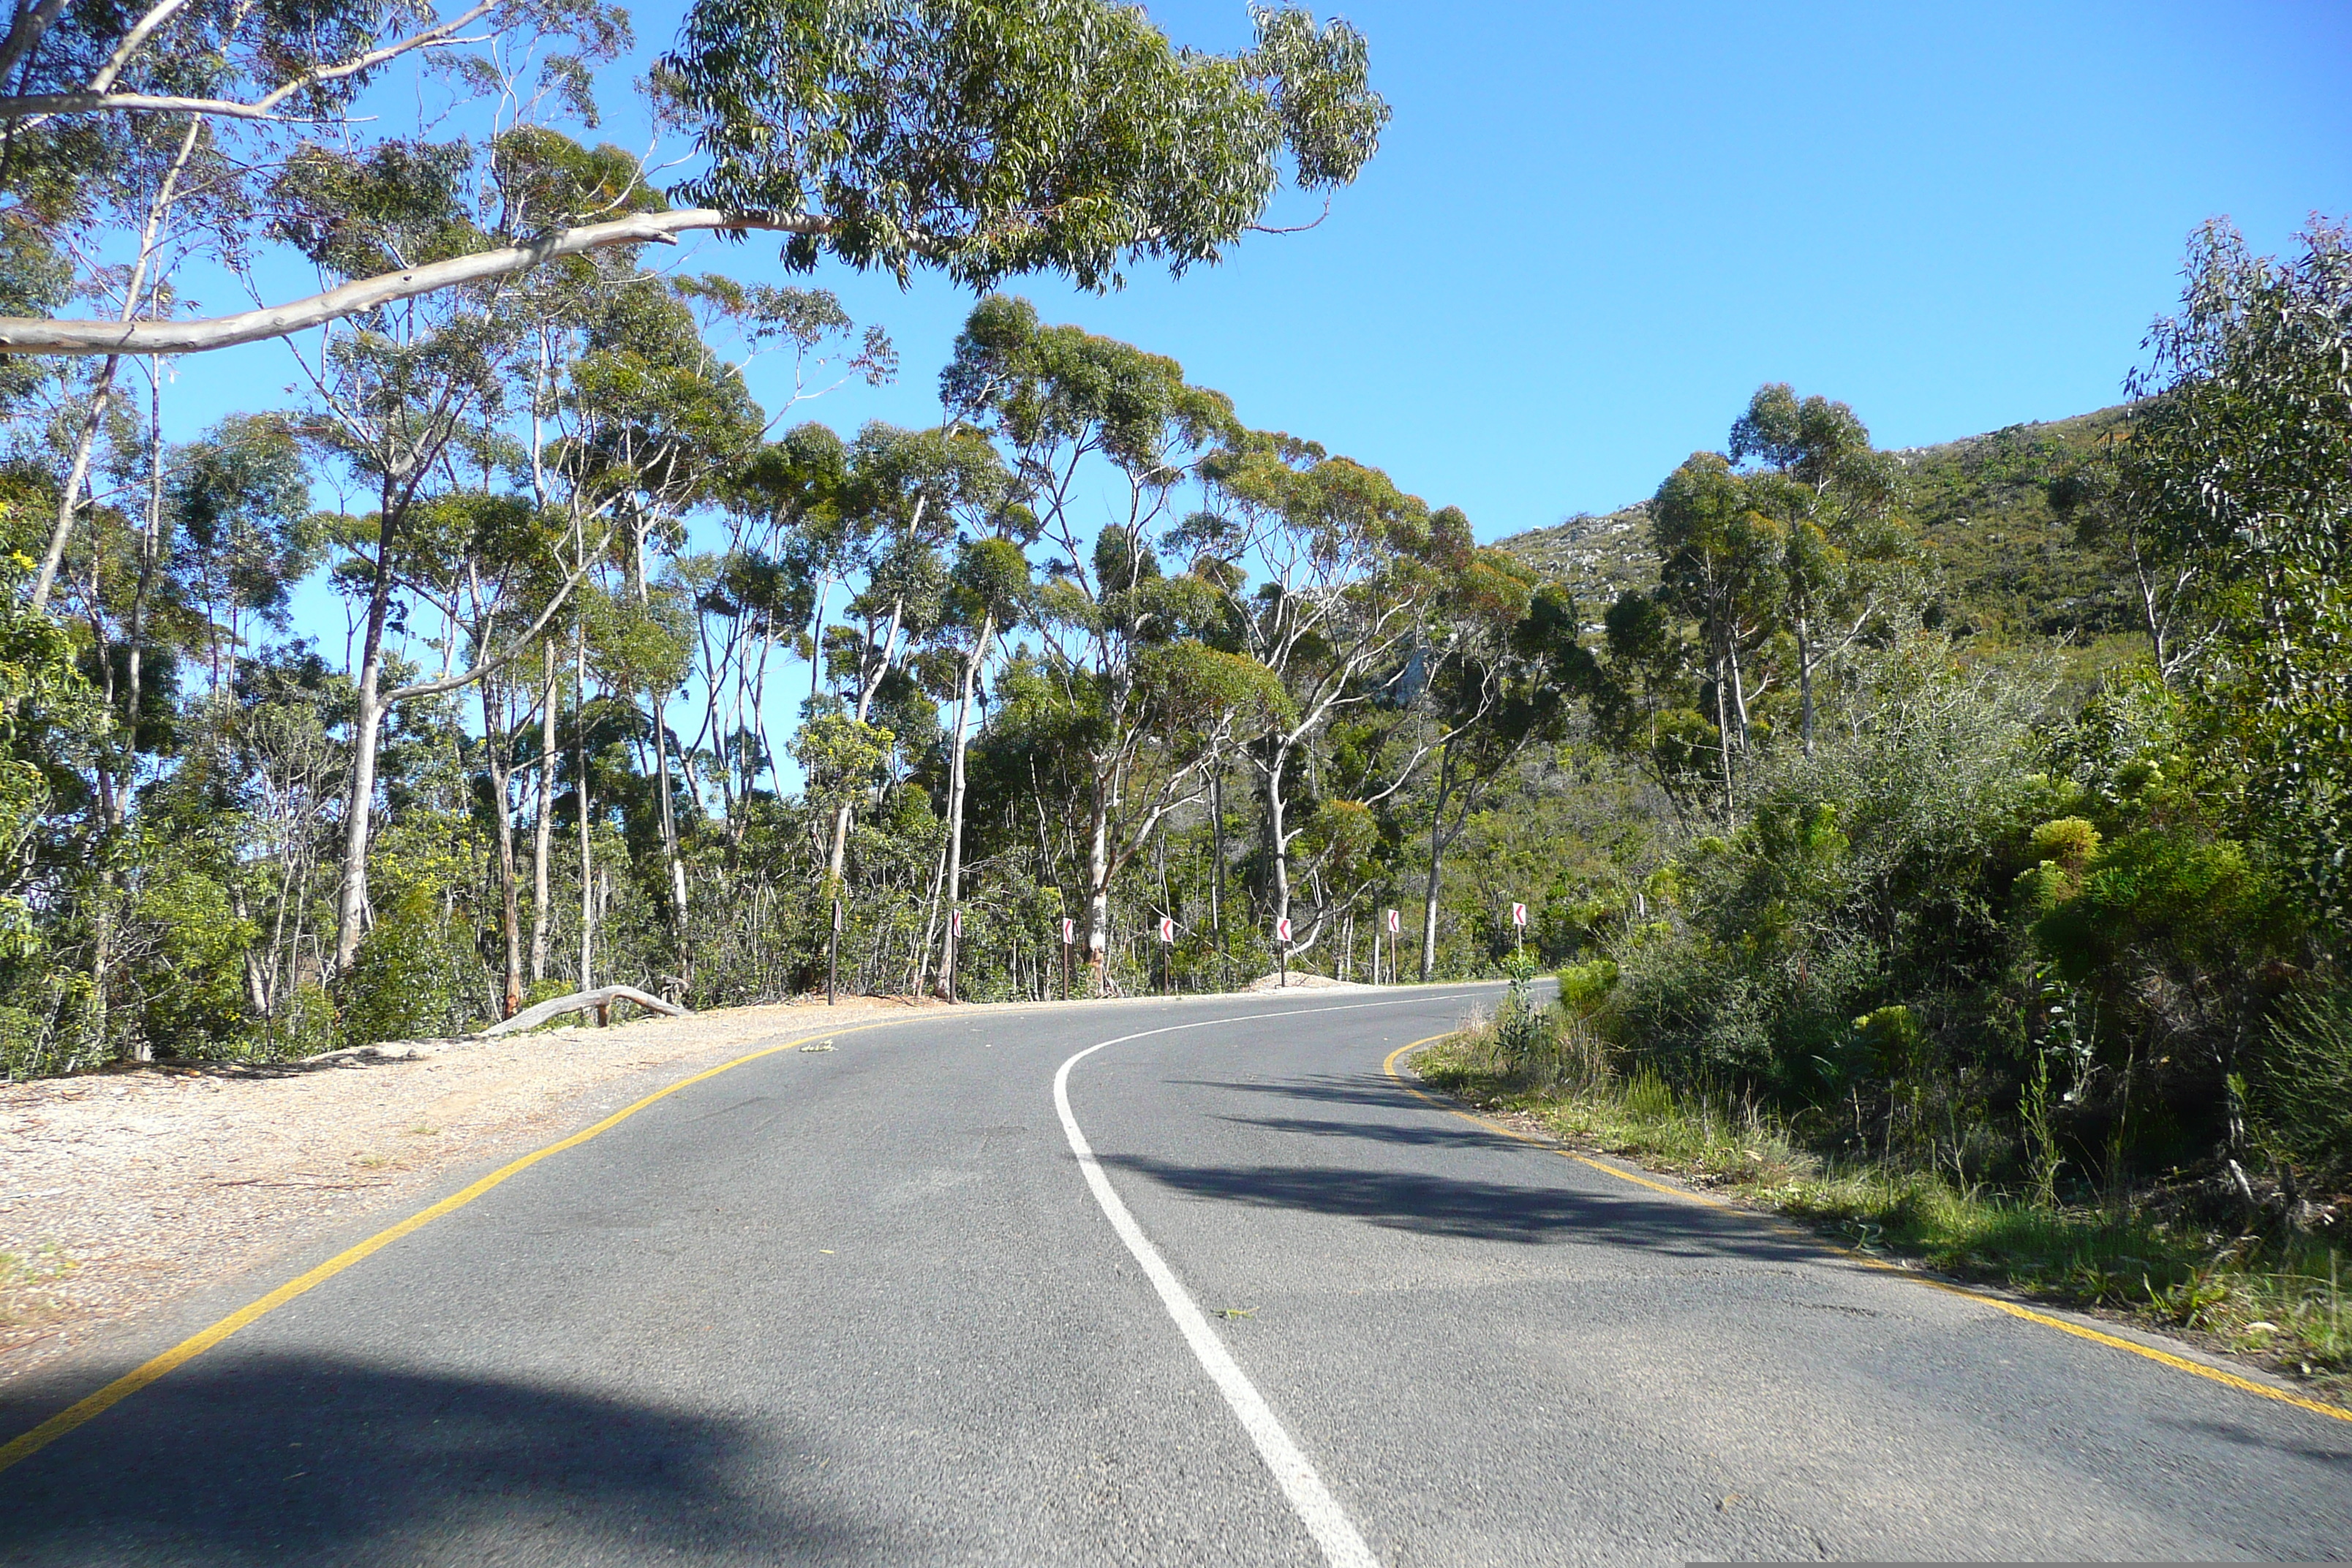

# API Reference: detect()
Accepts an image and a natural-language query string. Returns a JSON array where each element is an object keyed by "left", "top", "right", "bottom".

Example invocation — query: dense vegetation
[
  {"left": 1534, "top": 224, "right": 2351, "bottom": 1218},
  {"left": 1441, "top": 221, "right": 2352, "bottom": 1383}
]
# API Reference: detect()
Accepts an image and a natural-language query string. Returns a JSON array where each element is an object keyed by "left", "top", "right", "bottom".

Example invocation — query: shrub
[
  {"left": 337, "top": 893, "right": 491, "bottom": 1044},
  {"left": 2253, "top": 987, "right": 2352, "bottom": 1195}
]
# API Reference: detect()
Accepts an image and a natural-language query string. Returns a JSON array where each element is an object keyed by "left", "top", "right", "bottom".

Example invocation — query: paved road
[{"left": 4, "top": 987, "right": 2348, "bottom": 1564}]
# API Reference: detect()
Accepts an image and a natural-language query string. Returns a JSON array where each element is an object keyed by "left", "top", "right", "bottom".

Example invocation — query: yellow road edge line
[
  {"left": 0, "top": 1018, "right": 902, "bottom": 1475},
  {"left": 1380, "top": 1038, "right": 2352, "bottom": 1428}
]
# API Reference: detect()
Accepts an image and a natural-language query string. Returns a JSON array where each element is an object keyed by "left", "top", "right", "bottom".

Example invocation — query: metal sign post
[
  {"left": 1060, "top": 917, "right": 1074, "bottom": 1002},
  {"left": 1158, "top": 915, "right": 1175, "bottom": 995},
  {"left": 828, "top": 896, "right": 843, "bottom": 1006},
  {"left": 1511, "top": 900, "right": 1527, "bottom": 958},
  {"left": 1276, "top": 916, "right": 1292, "bottom": 987},
  {"left": 1384, "top": 907, "right": 1399, "bottom": 986}
]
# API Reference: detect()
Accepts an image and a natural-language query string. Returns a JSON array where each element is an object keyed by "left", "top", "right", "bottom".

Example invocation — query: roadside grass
[{"left": 1414, "top": 1022, "right": 2351, "bottom": 1402}]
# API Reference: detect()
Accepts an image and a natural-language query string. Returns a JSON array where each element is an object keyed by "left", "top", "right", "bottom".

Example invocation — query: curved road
[{"left": 4, "top": 987, "right": 2348, "bottom": 1564}]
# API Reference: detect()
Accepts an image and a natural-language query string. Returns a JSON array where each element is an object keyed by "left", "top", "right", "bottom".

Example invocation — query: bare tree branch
[
  {"left": 380, "top": 524, "right": 617, "bottom": 706},
  {"left": 0, "top": 208, "right": 833, "bottom": 355},
  {"left": 1, "top": 0, "right": 498, "bottom": 128}
]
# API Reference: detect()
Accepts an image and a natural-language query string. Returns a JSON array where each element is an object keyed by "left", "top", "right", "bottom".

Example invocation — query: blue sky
[{"left": 176, "top": 0, "right": 2351, "bottom": 543}]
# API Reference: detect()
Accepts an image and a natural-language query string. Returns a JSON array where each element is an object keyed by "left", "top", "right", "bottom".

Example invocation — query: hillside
[
  {"left": 1499, "top": 404, "right": 2140, "bottom": 644},
  {"left": 1495, "top": 501, "right": 1659, "bottom": 611}
]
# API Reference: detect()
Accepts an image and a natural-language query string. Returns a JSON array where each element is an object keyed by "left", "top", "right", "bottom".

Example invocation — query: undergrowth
[{"left": 1416, "top": 1014, "right": 2352, "bottom": 1401}]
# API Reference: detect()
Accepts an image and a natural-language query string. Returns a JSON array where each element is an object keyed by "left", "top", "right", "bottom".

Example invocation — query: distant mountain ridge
[{"left": 1496, "top": 404, "right": 2137, "bottom": 643}]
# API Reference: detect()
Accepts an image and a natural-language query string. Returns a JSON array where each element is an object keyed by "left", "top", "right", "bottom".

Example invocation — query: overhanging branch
[{"left": 0, "top": 208, "right": 832, "bottom": 355}]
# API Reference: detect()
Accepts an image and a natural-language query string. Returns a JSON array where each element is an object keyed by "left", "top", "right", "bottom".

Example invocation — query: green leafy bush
[{"left": 337, "top": 894, "right": 491, "bottom": 1045}]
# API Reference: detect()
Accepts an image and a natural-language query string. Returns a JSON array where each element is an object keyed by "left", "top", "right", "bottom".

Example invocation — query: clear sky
[{"left": 176, "top": 0, "right": 2352, "bottom": 542}]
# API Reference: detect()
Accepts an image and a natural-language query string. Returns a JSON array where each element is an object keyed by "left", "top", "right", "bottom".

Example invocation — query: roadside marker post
[
  {"left": 1158, "top": 915, "right": 1175, "bottom": 995},
  {"left": 1511, "top": 900, "right": 1527, "bottom": 958},
  {"left": 1276, "top": 916, "right": 1292, "bottom": 988},
  {"left": 1384, "top": 907, "right": 1399, "bottom": 986},
  {"left": 1061, "top": 917, "right": 1074, "bottom": 1001}
]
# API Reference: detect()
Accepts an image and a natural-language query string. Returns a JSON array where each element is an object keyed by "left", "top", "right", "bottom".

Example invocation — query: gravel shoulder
[{"left": 0, "top": 995, "right": 945, "bottom": 1387}]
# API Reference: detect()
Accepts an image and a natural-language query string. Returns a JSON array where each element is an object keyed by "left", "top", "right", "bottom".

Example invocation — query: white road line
[{"left": 1052, "top": 992, "right": 1485, "bottom": 1568}]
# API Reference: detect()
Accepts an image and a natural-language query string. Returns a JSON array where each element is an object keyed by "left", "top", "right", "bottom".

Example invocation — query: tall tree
[
  {"left": 1197, "top": 433, "right": 1469, "bottom": 957},
  {"left": 1727, "top": 382, "right": 1906, "bottom": 755},
  {"left": 2117, "top": 218, "right": 2352, "bottom": 935},
  {"left": 929, "top": 514, "right": 1028, "bottom": 997},
  {"left": 943, "top": 295, "right": 1244, "bottom": 981},
  {"left": 1648, "top": 451, "right": 1784, "bottom": 820}
]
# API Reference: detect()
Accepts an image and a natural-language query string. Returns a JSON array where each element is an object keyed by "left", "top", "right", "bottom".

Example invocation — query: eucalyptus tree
[
  {"left": 679, "top": 288, "right": 891, "bottom": 851},
  {"left": 1194, "top": 431, "right": 1474, "bottom": 957},
  {"left": 1648, "top": 451, "right": 1784, "bottom": 819},
  {"left": 282, "top": 135, "right": 603, "bottom": 979},
  {"left": 943, "top": 294, "right": 1257, "bottom": 980},
  {"left": 554, "top": 263, "right": 769, "bottom": 988},
  {"left": 402, "top": 491, "right": 565, "bottom": 1017},
  {"left": 1401, "top": 562, "right": 1567, "bottom": 979},
  {"left": 930, "top": 528, "right": 1029, "bottom": 995},
  {"left": 2116, "top": 218, "right": 2352, "bottom": 933},
  {"left": 0, "top": 0, "right": 1387, "bottom": 356},
  {"left": 167, "top": 414, "right": 321, "bottom": 701},
  {"left": 805, "top": 422, "right": 1002, "bottom": 898},
  {"left": 4, "top": 0, "right": 625, "bottom": 613},
  {"left": 702, "top": 421, "right": 846, "bottom": 840},
  {"left": 1727, "top": 383, "right": 1907, "bottom": 755}
]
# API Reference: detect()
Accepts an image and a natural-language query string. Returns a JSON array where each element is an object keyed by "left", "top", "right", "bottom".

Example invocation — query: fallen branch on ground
[{"left": 478, "top": 984, "right": 685, "bottom": 1038}]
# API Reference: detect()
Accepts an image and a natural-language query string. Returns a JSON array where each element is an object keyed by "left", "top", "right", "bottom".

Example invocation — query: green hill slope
[{"left": 1500, "top": 404, "right": 2141, "bottom": 645}]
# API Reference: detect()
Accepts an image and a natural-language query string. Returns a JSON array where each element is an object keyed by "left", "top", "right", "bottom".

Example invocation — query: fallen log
[{"left": 477, "top": 984, "right": 686, "bottom": 1038}]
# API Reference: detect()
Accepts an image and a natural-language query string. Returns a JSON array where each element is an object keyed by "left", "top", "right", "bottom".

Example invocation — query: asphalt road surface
[{"left": 4, "top": 986, "right": 2348, "bottom": 1564}]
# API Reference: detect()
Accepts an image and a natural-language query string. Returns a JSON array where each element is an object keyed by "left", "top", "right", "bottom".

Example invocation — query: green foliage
[
  {"left": 2252, "top": 988, "right": 2352, "bottom": 1194},
  {"left": 337, "top": 892, "right": 491, "bottom": 1045},
  {"left": 1557, "top": 958, "right": 1618, "bottom": 1019},
  {"left": 665, "top": 0, "right": 1387, "bottom": 290},
  {"left": 2118, "top": 219, "right": 2352, "bottom": 934}
]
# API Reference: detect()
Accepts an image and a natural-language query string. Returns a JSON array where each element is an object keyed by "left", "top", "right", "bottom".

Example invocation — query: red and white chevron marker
[
  {"left": 1384, "top": 908, "right": 1400, "bottom": 934},
  {"left": 1061, "top": 917, "right": 1074, "bottom": 944},
  {"left": 1158, "top": 916, "right": 1175, "bottom": 943},
  {"left": 1276, "top": 917, "right": 1292, "bottom": 943},
  {"left": 951, "top": 908, "right": 963, "bottom": 937},
  {"left": 1510, "top": 902, "right": 1528, "bottom": 927}
]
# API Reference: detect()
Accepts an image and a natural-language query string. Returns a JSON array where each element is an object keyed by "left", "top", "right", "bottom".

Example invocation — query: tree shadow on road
[
  {"left": 1216, "top": 1113, "right": 1529, "bottom": 1152},
  {"left": 1169, "top": 1074, "right": 1431, "bottom": 1112},
  {"left": 0, "top": 1352, "right": 892, "bottom": 1567},
  {"left": 1098, "top": 1154, "right": 1825, "bottom": 1260}
]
